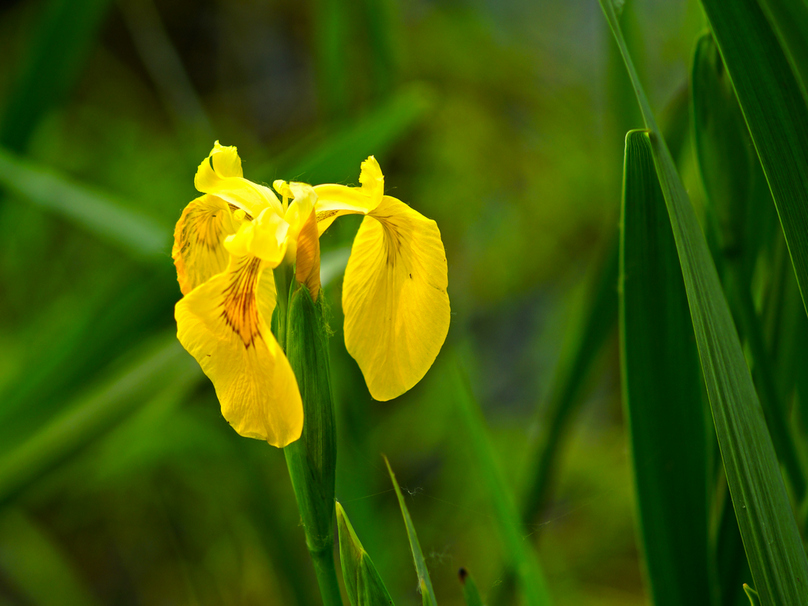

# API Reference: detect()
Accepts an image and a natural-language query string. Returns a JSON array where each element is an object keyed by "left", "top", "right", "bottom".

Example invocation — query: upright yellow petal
[
  {"left": 172, "top": 194, "right": 236, "bottom": 295},
  {"left": 194, "top": 142, "right": 283, "bottom": 218},
  {"left": 176, "top": 255, "right": 302, "bottom": 446},
  {"left": 312, "top": 156, "right": 385, "bottom": 236},
  {"left": 194, "top": 141, "right": 243, "bottom": 187},
  {"left": 342, "top": 195, "right": 450, "bottom": 401}
]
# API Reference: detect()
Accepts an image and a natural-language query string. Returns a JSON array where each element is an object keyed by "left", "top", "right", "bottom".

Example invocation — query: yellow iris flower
[{"left": 172, "top": 142, "right": 450, "bottom": 447}]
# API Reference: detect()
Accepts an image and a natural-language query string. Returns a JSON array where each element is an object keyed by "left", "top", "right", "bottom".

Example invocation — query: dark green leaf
[
  {"left": 700, "top": 0, "right": 808, "bottom": 316},
  {"left": 620, "top": 129, "right": 711, "bottom": 605},
  {"left": 599, "top": 2, "right": 808, "bottom": 603}
]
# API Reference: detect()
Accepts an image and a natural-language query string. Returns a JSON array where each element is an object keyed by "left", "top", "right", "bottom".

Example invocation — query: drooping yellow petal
[
  {"left": 312, "top": 156, "right": 385, "bottom": 236},
  {"left": 176, "top": 255, "right": 302, "bottom": 447},
  {"left": 194, "top": 142, "right": 283, "bottom": 218},
  {"left": 172, "top": 194, "right": 236, "bottom": 295},
  {"left": 342, "top": 195, "right": 450, "bottom": 401}
]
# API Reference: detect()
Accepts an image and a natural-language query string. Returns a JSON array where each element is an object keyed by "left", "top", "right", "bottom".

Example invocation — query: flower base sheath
[{"left": 173, "top": 142, "right": 450, "bottom": 447}]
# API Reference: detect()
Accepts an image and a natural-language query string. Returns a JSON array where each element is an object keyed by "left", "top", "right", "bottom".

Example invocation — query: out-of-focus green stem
[{"left": 519, "top": 234, "right": 619, "bottom": 527}]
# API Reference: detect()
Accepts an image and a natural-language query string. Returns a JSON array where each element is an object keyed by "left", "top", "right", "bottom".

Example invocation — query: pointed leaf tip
[
  {"left": 385, "top": 456, "right": 438, "bottom": 606},
  {"left": 457, "top": 567, "right": 484, "bottom": 606}
]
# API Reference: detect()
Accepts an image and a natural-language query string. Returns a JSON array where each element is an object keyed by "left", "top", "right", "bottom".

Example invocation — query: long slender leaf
[
  {"left": 693, "top": 32, "right": 807, "bottom": 502},
  {"left": 519, "top": 235, "right": 618, "bottom": 528},
  {"left": 0, "top": 336, "right": 198, "bottom": 506},
  {"left": 118, "top": 0, "right": 214, "bottom": 147},
  {"left": 359, "top": 0, "right": 400, "bottom": 98},
  {"left": 599, "top": 2, "right": 808, "bottom": 604},
  {"left": 691, "top": 32, "right": 770, "bottom": 276},
  {"left": 756, "top": 0, "right": 808, "bottom": 104},
  {"left": 0, "top": 147, "right": 168, "bottom": 260},
  {"left": 311, "top": 0, "right": 350, "bottom": 120},
  {"left": 699, "top": 0, "right": 808, "bottom": 316},
  {"left": 336, "top": 502, "right": 396, "bottom": 606},
  {"left": 0, "top": 0, "right": 113, "bottom": 153},
  {"left": 620, "top": 129, "right": 711, "bottom": 606},
  {"left": 715, "top": 477, "right": 754, "bottom": 606},
  {"left": 384, "top": 457, "right": 438, "bottom": 606},
  {"left": 453, "top": 364, "right": 551, "bottom": 606}
]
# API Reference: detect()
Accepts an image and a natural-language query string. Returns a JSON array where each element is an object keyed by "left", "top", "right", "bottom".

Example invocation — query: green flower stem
[
  {"left": 277, "top": 282, "right": 342, "bottom": 606},
  {"left": 310, "top": 546, "right": 344, "bottom": 606},
  {"left": 274, "top": 261, "right": 293, "bottom": 349}
]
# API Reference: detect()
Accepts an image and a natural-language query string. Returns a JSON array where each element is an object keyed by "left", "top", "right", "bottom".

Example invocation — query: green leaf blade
[
  {"left": 620, "top": 129, "right": 711, "bottom": 606},
  {"left": 598, "top": 4, "right": 808, "bottom": 603},
  {"left": 458, "top": 568, "right": 484, "bottom": 606},
  {"left": 637, "top": 126, "right": 808, "bottom": 606},
  {"left": 0, "top": 148, "right": 168, "bottom": 260},
  {"left": 384, "top": 457, "right": 438, "bottom": 606},
  {"left": 336, "top": 502, "right": 395, "bottom": 606},
  {"left": 453, "top": 365, "right": 552, "bottom": 606},
  {"left": 699, "top": 0, "right": 808, "bottom": 316}
]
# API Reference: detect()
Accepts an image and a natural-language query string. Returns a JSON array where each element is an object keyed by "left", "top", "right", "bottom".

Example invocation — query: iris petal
[
  {"left": 342, "top": 196, "right": 450, "bottom": 401},
  {"left": 313, "top": 156, "right": 385, "bottom": 235},
  {"left": 194, "top": 142, "right": 283, "bottom": 218},
  {"left": 172, "top": 194, "right": 236, "bottom": 295},
  {"left": 176, "top": 254, "right": 302, "bottom": 446}
]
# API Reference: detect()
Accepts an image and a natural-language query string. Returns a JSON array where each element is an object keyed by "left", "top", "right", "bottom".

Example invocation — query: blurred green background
[{"left": 0, "top": 0, "right": 705, "bottom": 604}]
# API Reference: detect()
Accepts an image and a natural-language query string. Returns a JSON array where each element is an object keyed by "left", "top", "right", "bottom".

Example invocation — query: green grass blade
[
  {"left": 118, "top": 0, "right": 214, "bottom": 146},
  {"left": 0, "top": 336, "right": 198, "bottom": 506},
  {"left": 715, "top": 480, "right": 754, "bottom": 606},
  {"left": 756, "top": 0, "right": 808, "bottom": 104},
  {"left": 599, "top": 2, "right": 808, "bottom": 603},
  {"left": 359, "top": 0, "right": 400, "bottom": 98},
  {"left": 0, "top": 266, "right": 176, "bottom": 445},
  {"left": 458, "top": 568, "right": 484, "bottom": 606},
  {"left": 691, "top": 32, "right": 771, "bottom": 276},
  {"left": 384, "top": 457, "right": 438, "bottom": 606},
  {"left": 453, "top": 363, "right": 552, "bottom": 606},
  {"left": 520, "top": 235, "right": 618, "bottom": 526},
  {"left": 699, "top": 0, "right": 808, "bottom": 316},
  {"left": 620, "top": 129, "right": 711, "bottom": 606},
  {"left": 744, "top": 585, "right": 761, "bottom": 606},
  {"left": 693, "top": 32, "right": 808, "bottom": 502},
  {"left": 336, "top": 502, "right": 396, "bottom": 606},
  {"left": 0, "top": 0, "right": 113, "bottom": 153},
  {"left": 311, "top": 0, "right": 350, "bottom": 120},
  {"left": 0, "top": 147, "right": 168, "bottom": 260}
]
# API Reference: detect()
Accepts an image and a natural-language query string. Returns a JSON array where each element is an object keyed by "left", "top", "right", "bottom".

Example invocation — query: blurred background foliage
[{"left": 0, "top": 0, "right": 706, "bottom": 604}]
